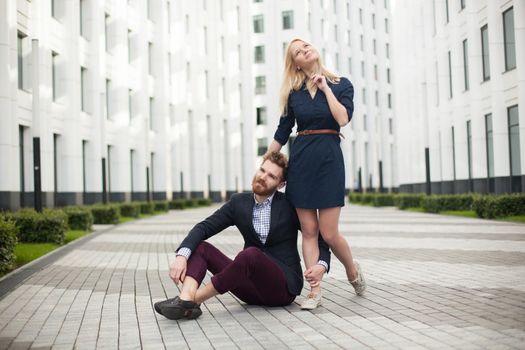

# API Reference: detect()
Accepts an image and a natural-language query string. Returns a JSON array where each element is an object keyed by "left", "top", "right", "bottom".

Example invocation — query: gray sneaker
[
  {"left": 300, "top": 292, "right": 322, "bottom": 310},
  {"left": 350, "top": 261, "right": 367, "bottom": 296}
]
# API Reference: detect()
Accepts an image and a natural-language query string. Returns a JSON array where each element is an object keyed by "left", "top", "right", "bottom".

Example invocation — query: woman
[{"left": 267, "top": 38, "right": 366, "bottom": 310}]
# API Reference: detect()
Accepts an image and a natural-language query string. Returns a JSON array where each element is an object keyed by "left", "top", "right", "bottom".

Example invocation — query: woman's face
[{"left": 289, "top": 40, "right": 318, "bottom": 69}]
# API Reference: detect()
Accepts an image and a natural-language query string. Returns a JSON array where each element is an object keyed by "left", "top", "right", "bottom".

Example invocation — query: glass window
[
  {"left": 481, "top": 25, "right": 490, "bottom": 81},
  {"left": 508, "top": 105, "right": 520, "bottom": 176},
  {"left": 388, "top": 93, "right": 392, "bottom": 108},
  {"left": 257, "top": 138, "right": 268, "bottom": 156},
  {"left": 445, "top": 0, "right": 449, "bottom": 23},
  {"left": 387, "top": 68, "right": 391, "bottom": 83},
  {"left": 104, "top": 13, "right": 110, "bottom": 51},
  {"left": 362, "top": 88, "right": 366, "bottom": 104},
  {"left": 256, "top": 107, "right": 267, "bottom": 125},
  {"left": 128, "top": 89, "right": 133, "bottom": 122},
  {"left": 52, "top": 52, "right": 58, "bottom": 101},
  {"left": 127, "top": 29, "right": 132, "bottom": 62},
  {"left": 467, "top": 120, "right": 472, "bottom": 179},
  {"left": 359, "top": 8, "right": 363, "bottom": 24},
  {"left": 451, "top": 126, "right": 456, "bottom": 180},
  {"left": 389, "top": 118, "right": 393, "bottom": 134},
  {"left": 253, "top": 15, "right": 264, "bottom": 33},
  {"left": 363, "top": 114, "right": 367, "bottom": 131},
  {"left": 255, "top": 76, "right": 266, "bottom": 94},
  {"left": 485, "top": 113, "right": 494, "bottom": 178},
  {"left": 105, "top": 79, "right": 110, "bottom": 119},
  {"left": 17, "top": 32, "right": 26, "bottom": 90},
  {"left": 461, "top": 0, "right": 465, "bottom": 10},
  {"left": 448, "top": 51, "right": 453, "bottom": 98},
  {"left": 361, "top": 61, "right": 365, "bottom": 77},
  {"left": 282, "top": 10, "right": 294, "bottom": 30},
  {"left": 254, "top": 45, "right": 265, "bottom": 63},
  {"left": 503, "top": 7, "right": 516, "bottom": 71},
  {"left": 149, "top": 97, "right": 154, "bottom": 131},
  {"left": 462, "top": 39, "right": 469, "bottom": 90},
  {"left": 148, "top": 42, "right": 153, "bottom": 75}
]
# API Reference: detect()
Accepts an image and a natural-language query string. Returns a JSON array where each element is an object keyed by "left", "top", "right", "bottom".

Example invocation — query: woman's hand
[
  {"left": 304, "top": 264, "right": 326, "bottom": 288},
  {"left": 310, "top": 73, "right": 329, "bottom": 92}
]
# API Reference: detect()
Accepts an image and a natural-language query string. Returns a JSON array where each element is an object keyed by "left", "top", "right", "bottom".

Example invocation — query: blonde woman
[{"left": 267, "top": 38, "right": 366, "bottom": 309}]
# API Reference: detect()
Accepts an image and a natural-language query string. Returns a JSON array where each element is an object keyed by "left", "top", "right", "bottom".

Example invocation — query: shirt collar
[{"left": 253, "top": 192, "right": 275, "bottom": 206}]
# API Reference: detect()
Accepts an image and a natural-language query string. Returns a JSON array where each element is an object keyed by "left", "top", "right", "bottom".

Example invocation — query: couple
[{"left": 155, "top": 38, "right": 366, "bottom": 320}]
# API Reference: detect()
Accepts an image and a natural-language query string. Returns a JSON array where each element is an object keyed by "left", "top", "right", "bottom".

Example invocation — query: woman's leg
[
  {"left": 318, "top": 207, "right": 358, "bottom": 281},
  {"left": 296, "top": 208, "right": 321, "bottom": 295}
]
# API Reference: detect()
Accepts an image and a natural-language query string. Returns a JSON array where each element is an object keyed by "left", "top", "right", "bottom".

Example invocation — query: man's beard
[{"left": 251, "top": 176, "right": 276, "bottom": 196}]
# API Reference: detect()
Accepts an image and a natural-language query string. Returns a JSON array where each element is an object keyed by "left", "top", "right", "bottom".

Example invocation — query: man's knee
[
  {"left": 235, "top": 246, "right": 263, "bottom": 263},
  {"left": 194, "top": 241, "right": 214, "bottom": 256}
]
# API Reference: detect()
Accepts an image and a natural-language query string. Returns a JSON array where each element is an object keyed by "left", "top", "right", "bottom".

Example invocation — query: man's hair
[{"left": 262, "top": 151, "right": 288, "bottom": 181}]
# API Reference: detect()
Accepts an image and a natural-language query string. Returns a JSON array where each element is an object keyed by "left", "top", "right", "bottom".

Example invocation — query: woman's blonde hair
[{"left": 279, "top": 38, "right": 340, "bottom": 115}]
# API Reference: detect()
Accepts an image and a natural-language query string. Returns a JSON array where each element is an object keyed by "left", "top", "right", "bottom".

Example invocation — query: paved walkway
[{"left": 0, "top": 203, "right": 524, "bottom": 349}]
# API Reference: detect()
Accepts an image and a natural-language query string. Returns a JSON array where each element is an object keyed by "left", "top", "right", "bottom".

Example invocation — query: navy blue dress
[{"left": 273, "top": 77, "right": 354, "bottom": 209}]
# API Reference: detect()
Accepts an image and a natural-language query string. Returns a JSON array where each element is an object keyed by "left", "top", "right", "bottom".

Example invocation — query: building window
[
  {"left": 128, "top": 89, "right": 133, "bottom": 122},
  {"left": 461, "top": 0, "right": 465, "bottom": 10},
  {"left": 363, "top": 114, "right": 367, "bottom": 131},
  {"left": 254, "top": 45, "right": 265, "bottom": 63},
  {"left": 451, "top": 126, "right": 456, "bottom": 180},
  {"left": 362, "top": 88, "right": 366, "bottom": 104},
  {"left": 386, "top": 43, "right": 390, "bottom": 58},
  {"left": 104, "top": 13, "right": 110, "bottom": 52},
  {"left": 508, "top": 105, "right": 521, "bottom": 177},
  {"left": 346, "top": 3, "right": 350, "bottom": 20},
  {"left": 257, "top": 138, "right": 268, "bottom": 156},
  {"left": 82, "top": 140, "right": 88, "bottom": 194},
  {"left": 19, "top": 126, "right": 26, "bottom": 204},
  {"left": 361, "top": 61, "right": 365, "bottom": 77},
  {"left": 467, "top": 120, "right": 472, "bottom": 180},
  {"left": 348, "top": 58, "right": 352, "bottom": 75},
  {"left": 17, "top": 32, "right": 27, "bottom": 90},
  {"left": 205, "top": 70, "right": 209, "bottom": 99},
  {"left": 107, "top": 145, "right": 112, "bottom": 192},
  {"left": 388, "top": 118, "right": 393, "bottom": 134},
  {"left": 130, "top": 149, "right": 135, "bottom": 193},
  {"left": 448, "top": 51, "right": 453, "bottom": 98},
  {"left": 253, "top": 15, "right": 264, "bottom": 33},
  {"left": 485, "top": 113, "right": 494, "bottom": 178},
  {"left": 373, "top": 39, "right": 377, "bottom": 55},
  {"left": 360, "top": 35, "right": 364, "bottom": 51},
  {"left": 105, "top": 79, "right": 110, "bottom": 119},
  {"left": 282, "top": 10, "right": 294, "bottom": 30},
  {"left": 375, "top": 90, "right": 379, "bottom": 106},
  {"left": 388, "top": 93, "right": 392, "bottom": 108},
  {"left": 359, "top": 8, "right": 363, "bottom": 24},
  {"left": 81, "top": 67, "right": 87, "bottom": 112},
  {"left": 372, "top": 14, "right": 376, "bottom": 29},
  {"left": 52, "top": 52, "right": 58, "bottom": 101},
  {"left": 347, "top": 30, "right": 351, "bottom": 46},
  {"left": 481, "top": 24, "right": 490, "bottom": 81},
  {"left": 185, "top": 14, "right": 190, "bottom": 34},
  {"left": 255, "top": 76, "right": 266, "bottom": 94},
  {"left": 503, "top": 7, "right": 516, "bottom": 71},
  {"left": 53, "top": 134, "right": 59, "bottom": 197},
  {"left": 127, "top": 29, "right": 132, "bottom": 62},
  {"left": 149, "top": 97, "right": 154, "bottom": 131},
  {"left": 203, "top": 26, "right": 208, "bottom": 55},
  {"left": 385, "top": 18, "right": 389, "bottom": 33},
  {"left": 256, "top": 107, "right": 267, "bottom": 125},
  {"left": 334, "top": 24, "right": 338, "bottom": 42},
  {"left": 148, "top": 42, "right": 153, "bottom": 75},
  {"left": 387, "top": 68, "right": 391, "bottom": 83},
  {"left": 445, "top": 0, "right": 449, "bottom": 23},
  {"left": 462, "top": 39, "right": 469, "bottom": 91},
  {"left": 80, "top": 0, "right": 87, "bottom": 38},
  {"left": 374, "top": 64, "right": 378, "bottom": 80}
]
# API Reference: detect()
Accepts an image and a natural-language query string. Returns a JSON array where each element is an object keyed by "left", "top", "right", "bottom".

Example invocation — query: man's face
[{"left": 252, "top": 160, "right": 285, "bottom": 196}]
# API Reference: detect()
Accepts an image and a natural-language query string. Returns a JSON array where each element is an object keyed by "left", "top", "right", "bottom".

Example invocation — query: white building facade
[
  {"left": 0, "top": 0, "right": 394, "bottom": 211},
  {"left": 393, "top": 0, "right": 525, "bottom": 194}
]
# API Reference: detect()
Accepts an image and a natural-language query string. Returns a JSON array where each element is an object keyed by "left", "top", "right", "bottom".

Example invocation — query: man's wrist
[
  {"left": 176, "top": 247, "right": 192, "bottom": 260},
  {"left": 317, "top": 260, "right": 328, "bottom": 272}
]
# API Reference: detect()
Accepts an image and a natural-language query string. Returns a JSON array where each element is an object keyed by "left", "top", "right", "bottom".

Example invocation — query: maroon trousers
[{"left": 185, "top": 241, "right": 296, "bottom": 306}]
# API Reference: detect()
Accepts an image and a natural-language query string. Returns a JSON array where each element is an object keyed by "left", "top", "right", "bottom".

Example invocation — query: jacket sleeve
[
  {"left": 176, "top": 199, "right": 235, "bottom": 253},
  {"left": 273, "top": 95, "right": 296, "bottom": 146},
  {"left": 317, "top": 233, "right": 331, "bottom": 273},
  {"left": 337, "top": 77, "right": 354, "bottom": 123}
]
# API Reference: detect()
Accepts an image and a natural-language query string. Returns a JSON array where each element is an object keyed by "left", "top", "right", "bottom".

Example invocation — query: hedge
[
  {"left": 90, "top": 205, "right": 120, "bottom": 224},
  {"left": 153, "top": 201, "right": 169, "bottom": 212},
  {"left": 120, "top": 203, "right": 141, "bottom": 218},
  {"left": 63, "top": 206, "right": 94, "bottom": 231},
  {"left": 421, "top": 194, "right": 475, "bottom": 213},
  {"left": 197, "top": 198, "right": 212, "bottom": 206},
  {"left": 0, "top": 215, "right": 18, "bottom": 273},
  {"left": 473, "top": 194, "right": 525, "bottom": 218},
  {"left": 11, "top": 209, "right": 67, "bottom": 244},
  {"left": 169, "top": 199, "right": 186, "bottom": 210},
  {"left": 139, "top": 201, "right": 154, "bottom": 214},
  {"left": 372, "top": 194, "right": 396, "bottom": 207},
  {"left": 394, "top": 193, "right": 425, "bottom": 209}
]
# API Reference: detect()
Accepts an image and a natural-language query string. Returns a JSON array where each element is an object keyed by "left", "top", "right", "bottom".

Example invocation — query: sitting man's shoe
[
  {"left": 300, "top": 292, "right": 322, "bottom": 310},
  {"left": 159, "top": 297, "right": 202, "bottom": 320},
  {"left": 350, "top": 261, "right": 367, "bottom": 296},
  {"left": 154, "top": 296, "right": 179, "bottom": 315}
]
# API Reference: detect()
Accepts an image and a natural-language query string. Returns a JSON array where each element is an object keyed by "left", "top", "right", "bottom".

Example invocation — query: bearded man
[{"left": 155, "top": 151, "right": 331, "bottom": 320}]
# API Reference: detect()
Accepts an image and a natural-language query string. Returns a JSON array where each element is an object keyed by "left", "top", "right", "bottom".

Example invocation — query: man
[{"left": 155, "top": 151, "right": 331, "bottom": 320}]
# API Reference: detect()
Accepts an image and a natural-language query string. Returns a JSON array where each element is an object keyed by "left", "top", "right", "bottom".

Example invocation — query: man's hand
[
  {"left": 169, "top": 255, "right": 188, "bottom": 284},
  {"left": 304, "top": 264, "right": 326, "bottom": 288}
]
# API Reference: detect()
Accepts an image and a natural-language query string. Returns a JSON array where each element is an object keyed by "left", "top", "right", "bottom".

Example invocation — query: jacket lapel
[{"left": 242, "top": 193, "right": 263, "bottom": 246}]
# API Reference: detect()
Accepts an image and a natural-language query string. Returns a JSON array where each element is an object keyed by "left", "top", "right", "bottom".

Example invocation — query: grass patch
[
  {"left": 14, "top": 243, "right": 59, "bottom": 267},
  {"left": 65, "top": 230, "right": 90, "bottom": 243},
  {"left": 497, "top": 215, "right": 525, "bottom": 223},
  {"left": 440, "top": 210, "right": 477, "bottom": 218}
]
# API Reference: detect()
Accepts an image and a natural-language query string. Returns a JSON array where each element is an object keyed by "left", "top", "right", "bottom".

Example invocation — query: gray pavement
[{"left": 0, "top": 203, "right": 524, "bottom": 349}]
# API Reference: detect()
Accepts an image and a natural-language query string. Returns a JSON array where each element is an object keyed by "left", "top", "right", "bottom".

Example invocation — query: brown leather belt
[{"left": 297, "top": 129, "right": 345, "bottom": 139}]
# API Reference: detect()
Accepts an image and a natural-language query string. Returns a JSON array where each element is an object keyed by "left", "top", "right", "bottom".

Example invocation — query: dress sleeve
[
  {"left": 338, "top": 77, "right": 354, "bottom": 122},
  {"left": 273, "top": 95, "right": 296, "bottom": 146}
]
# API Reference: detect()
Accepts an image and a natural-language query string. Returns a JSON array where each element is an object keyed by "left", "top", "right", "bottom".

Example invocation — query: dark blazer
[{"left": 177, "top": 191, "right": 331, "bottom": 296}]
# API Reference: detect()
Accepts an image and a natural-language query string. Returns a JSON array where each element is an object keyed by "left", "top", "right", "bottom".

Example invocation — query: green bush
[
  {"left": 394, "top": 193, "right": 425, "bottom": 209},
  {"left": 0, "top": 216, "right": 18, "bottom": 273},
  {"left": 90, "top": 205, "right": 120, "bottom": 224},
  {"left": 12, "top": 209, "right": 67, "bottom": 244},
  {"left": 473, "top": 194, "right": 525, "bottom": 218},
  {"left": 120, "top": 202, "right": 141, "bottom": 218},
  {"left": 361, "top": 193, "right": 376, "bottom": 205},
  {"left": 197, "top": 198, "right": 212, "bottom": 206},
  {"left": 154, "top": 201, "right": 169, "bottom": 212},
  {"left": 422, "top": 194, "right": 475, "bottom": 213},
  {"left": 348, "top": 193, "right": 362, "bottom": 203},
  {"left": 185, "top": 199, "right": 199, "bottom": 208},
  {"left": 169, "top": 199, "right": 186, "bottom": 210},
  {"left": 140, "top": 201, "right": 154, "bottom": 214},
  {"left": 63, "top": 206, "right": 93, "bottom": 231},
  {"left": 372, "top": 194, "right": 396, "bottom": 207}
]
